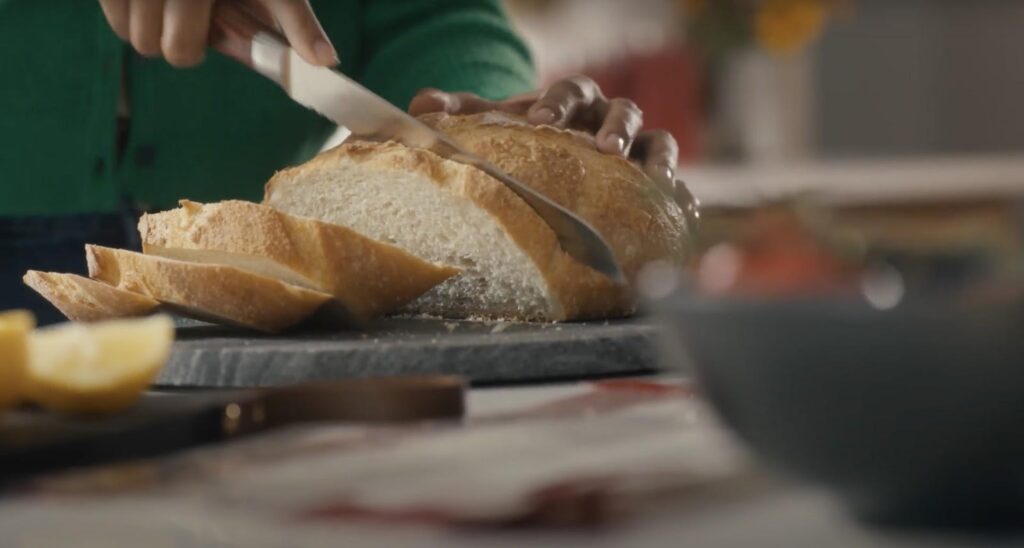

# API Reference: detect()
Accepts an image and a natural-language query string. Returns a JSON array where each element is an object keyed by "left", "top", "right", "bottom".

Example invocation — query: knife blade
[{"left": 210, "top": 3, "right": 625, "bottom": 283}]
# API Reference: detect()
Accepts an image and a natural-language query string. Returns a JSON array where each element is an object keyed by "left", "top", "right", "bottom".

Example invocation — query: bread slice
[
  {"left": 263, "top": 112, "right": 690, "bottom": 321},
  {"left": 23, "top": 270, "right": 160, "bottom": 322},
  {"left": 85, "top": 245, "right": 333, "bottom": 333},
  {"left": 138, "top": 200, "right": 458, "bottom": 319}
]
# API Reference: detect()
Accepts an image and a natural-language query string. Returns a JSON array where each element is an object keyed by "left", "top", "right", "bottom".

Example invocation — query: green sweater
[{"left": 0, "top": 0, "right": 535, "bottom": 217}]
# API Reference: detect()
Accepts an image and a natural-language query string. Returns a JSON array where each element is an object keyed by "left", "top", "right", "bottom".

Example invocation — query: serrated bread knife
[{"left": 209, "top": 3, "right": 625, "bottom": 283}]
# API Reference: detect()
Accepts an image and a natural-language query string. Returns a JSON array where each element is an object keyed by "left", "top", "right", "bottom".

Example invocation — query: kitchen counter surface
[
  {"left": 685, "top": 154, "right": 1024, "bottom": 208},
  {"left": 2, "top": 380, "right": 1019, "bottom": 547}
]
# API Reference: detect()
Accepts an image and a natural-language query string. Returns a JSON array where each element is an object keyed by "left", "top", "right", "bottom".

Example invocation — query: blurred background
[{"left": 504, "top": 0, "right": 1024, "bottom": 166}]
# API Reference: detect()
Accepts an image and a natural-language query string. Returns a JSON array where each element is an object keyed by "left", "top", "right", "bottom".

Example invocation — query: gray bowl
[{"left": 656, "top": 293, "right": 1024, "bottom": 529}]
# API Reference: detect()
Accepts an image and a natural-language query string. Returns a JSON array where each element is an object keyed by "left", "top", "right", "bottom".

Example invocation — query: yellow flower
[{"left": 755, "top": 0, "right": 829, "bottom": 54}]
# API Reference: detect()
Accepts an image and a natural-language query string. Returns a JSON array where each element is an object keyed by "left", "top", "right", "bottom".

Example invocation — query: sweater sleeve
[{"left": 357, "top": 0, "right": 537, "bottom": 110}]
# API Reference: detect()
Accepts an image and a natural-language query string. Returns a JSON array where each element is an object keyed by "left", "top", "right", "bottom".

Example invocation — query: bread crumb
[
  {"left": 490, "top": 322, "right": 508, "bottom": 334},
  {"left": 398, "top": 312, "right": 444, "bottom": 320},
  {"left": 444, "top": 322, "right": 459, "bottom": 333}
]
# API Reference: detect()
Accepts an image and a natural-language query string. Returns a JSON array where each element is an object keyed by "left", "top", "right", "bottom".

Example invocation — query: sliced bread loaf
[
  {"left": 139, "top": 200, "right": 458, "bottom": 319},
  {"left": 263, "top": 112, "right": 691, "bottom": 321},
  {"left": 86, "top": 245, "right": 333, "bottom": 333},
  {"left": 23, "top": 270, "right": 160, "bottom": 322}
]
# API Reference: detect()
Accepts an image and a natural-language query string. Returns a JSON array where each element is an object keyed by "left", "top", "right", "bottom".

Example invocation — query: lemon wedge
[
  {"left": 0, "top": 310, "right": 34, "bottom": 410},
  {"left": 27, "top": 315, "right": 175, "bottom": 414}
]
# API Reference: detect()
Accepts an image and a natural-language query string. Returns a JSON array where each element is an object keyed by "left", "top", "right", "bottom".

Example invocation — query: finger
[
  {"left": 162, "top": 0, "right": 214, "bottom": 67},
  {"left": 526, "top": 75, "right": 604, "bottom": 129},
  {"left": 239, "top": 0, "right": 276, "bottom": 26},
  {"left": 99, "top": 0, "right": 131, "bottom": 41},
  {"left": 408, "top": 89, "right": 526, "bottom": 117},
  {"left": 262, "top": 0, "right": 338, "bottom": 66},
  {"left": 595, "top": 98, "right": 643, "bottom": 156},
  {"left": 631, "top": 130, "right": 679, "bottom": 195},
  {"left": 408, "top": 89, "right": 491, "bottom": 115},
  {"left": 408, "top": 88, "right": 451, "bottom": 116},
  {"left": 502, "top": 89, "right": 544, "bottom": 104},
  {"left": 493, "top": 89, "right": 543, "bottom": 116},
  {"left": 129, "top": 0, "right": 165, "bottom": 57},
  {"left": 674, "top": 179, "right": 701, "bottom": 228}
]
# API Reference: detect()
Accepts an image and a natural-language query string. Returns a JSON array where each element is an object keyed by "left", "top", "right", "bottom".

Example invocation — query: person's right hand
[{"left": 98, "top": 0, "right": 339, "bottom": 68}]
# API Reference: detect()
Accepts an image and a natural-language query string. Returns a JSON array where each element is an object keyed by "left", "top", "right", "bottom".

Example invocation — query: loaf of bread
[
  {"left": 139, "top": 200, "right": 459, "bottom": 319},
  {"left": 264, "top": 112, "right": 691, "bottom": 321},
  {"left": 23, "top": 271, "right": 160, "bottom": 322},
  {"left": 86, "top": 245, "right": 334, "bottom": 333}
]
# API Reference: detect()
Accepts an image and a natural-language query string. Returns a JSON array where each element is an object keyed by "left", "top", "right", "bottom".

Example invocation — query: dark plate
[{"left": 656, "top": 293, "right": 1024, "bottom": 530}]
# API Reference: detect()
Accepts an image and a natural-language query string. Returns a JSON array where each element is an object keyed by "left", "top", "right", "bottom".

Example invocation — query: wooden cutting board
[
  {"left": 1, "top": 377, "right": 465, "bottom": 482},
  {"left": 157, "top": 317, "right": 663, "bottom": 388}
]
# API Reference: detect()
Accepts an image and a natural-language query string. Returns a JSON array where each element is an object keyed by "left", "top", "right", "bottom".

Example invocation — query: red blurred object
[
  {"left": 593, "top": 379, "right": 694, "bottom": 396},
  {"left": 546, "top": 45, "right": 705, "bottom": 163},
  {"left": 697, "top": 209, "right": 858, "bottom": 297}
]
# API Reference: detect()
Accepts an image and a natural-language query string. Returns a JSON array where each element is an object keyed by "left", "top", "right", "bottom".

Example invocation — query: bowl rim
[{"left": 649, "top": 287, "right": 1024, "bottom": 322}]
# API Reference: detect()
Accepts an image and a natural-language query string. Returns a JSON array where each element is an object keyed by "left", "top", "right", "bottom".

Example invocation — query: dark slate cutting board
[{"left": 157, "top": 317, "right": 664, "bottom": 387}]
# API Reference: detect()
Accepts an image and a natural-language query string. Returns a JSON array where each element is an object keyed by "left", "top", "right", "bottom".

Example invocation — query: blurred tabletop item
[
  {"left": 5, "top": 380, "right": 750, "bottom": 526},
  {"left": 685, "top": 155, "right": 1024, "bottom": 310},
  {"left": 2, "top": 379, "right": 1022, "bottom": 546}
]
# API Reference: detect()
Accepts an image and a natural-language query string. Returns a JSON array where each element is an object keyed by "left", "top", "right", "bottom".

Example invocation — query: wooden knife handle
[{"left": 210, "top": 2, "right": 287, "bottom": 69}]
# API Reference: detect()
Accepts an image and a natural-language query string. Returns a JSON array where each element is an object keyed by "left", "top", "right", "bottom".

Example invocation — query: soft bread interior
[
  {"left": 266, "top": 161, "right": 559, "bottom": 319},
  {"left": 144, "top": 246, "right": 321, "bottom": 292}
]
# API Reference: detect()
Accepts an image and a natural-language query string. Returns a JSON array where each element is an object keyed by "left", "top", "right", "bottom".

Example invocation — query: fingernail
[
  {"left": 314, "top": 38, "right": 339, "bottom": 66},
  {"left": 604, "top": 135, "right": 626, "bottom": 155},
  {"left": 651, "top": 164, "right": 676, "bottom": 194},
  {"left": 532, "top": 107, "right": 556, "bottom": 124},
  {"left": 661, "top": 165, "right": 675, "bottom": 182}
]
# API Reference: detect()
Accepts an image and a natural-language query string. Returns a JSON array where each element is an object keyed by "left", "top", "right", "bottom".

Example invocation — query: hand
[
  {"left": 408, "top": 75, "right": 690, "bottom": 209},
  {"left": 98, "top": 0, "right": 338, "bottom": 68}
]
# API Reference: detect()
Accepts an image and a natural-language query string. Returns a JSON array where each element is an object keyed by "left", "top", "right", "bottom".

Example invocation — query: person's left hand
[{"left": 408, "top": 75, "right": 689, "bottom": 210}]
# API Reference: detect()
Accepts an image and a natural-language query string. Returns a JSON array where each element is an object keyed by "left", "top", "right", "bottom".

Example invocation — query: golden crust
[
  {"left": 419, "top": 112, "right": 690, "bottom": 272},
  {"left": 85, "top": 245, "right": 333, "bottom": 333},
  {"left": 23, "top": 270, "right": 160, "bottom": 322},
  {"left": 139, "top": 200, "right": 459, "bottom": 319},
  {"left": 265, "top": 112, "right": 689, "bottom": 320}
]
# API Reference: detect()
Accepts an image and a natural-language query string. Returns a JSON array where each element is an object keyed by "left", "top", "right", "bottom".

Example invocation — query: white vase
[{"left": 716, "top": 48, "right": 818, "bottom": 164}]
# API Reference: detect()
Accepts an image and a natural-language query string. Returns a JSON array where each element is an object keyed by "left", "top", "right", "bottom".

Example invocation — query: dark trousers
[{"left": 0, "top": 212, "right": 140, "bottom": 325}]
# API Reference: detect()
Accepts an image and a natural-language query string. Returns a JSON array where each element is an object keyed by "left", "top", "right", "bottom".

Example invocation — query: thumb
[{"left": 408, "top": 89, "right": 455, "bottom": 116}]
